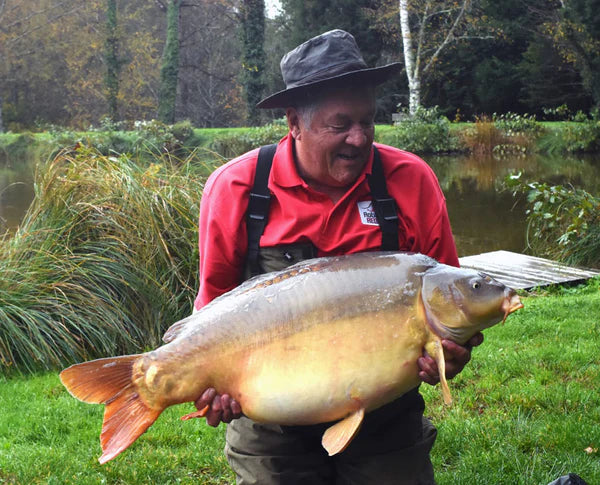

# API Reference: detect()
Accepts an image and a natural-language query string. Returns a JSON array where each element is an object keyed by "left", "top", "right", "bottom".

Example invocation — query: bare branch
[
  {"left": 4, "top": 0, "right": 74, "bottom": 30},
  {"left": 423, "top": 0, "right": 471, "bottom": 75},
  {"left": 7, "top": 3, "right": 86, "bottom": 48}
]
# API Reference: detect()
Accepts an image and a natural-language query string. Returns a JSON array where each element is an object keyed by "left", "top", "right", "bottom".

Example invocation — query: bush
[
  {"left": 493, "top": 112, "right": 544, "bottom": 138},
  {"left": 560, "top": 110, "right": 600, "bottom": 153},
  {"left": 209, "top": 118, "right": 289, "bottom": 158},
  {"left": 377, "top": 106, "right": 461, "bottom": 154},
  {"left": 506, "top": 173, "right": 600, "bottom": 268}
]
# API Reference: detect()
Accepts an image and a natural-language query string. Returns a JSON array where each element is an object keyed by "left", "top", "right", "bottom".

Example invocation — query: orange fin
[
  {"left": 180, "top": 405, "right": 209, "bottom": 421},
  {"left": 60, "top": 355, "right": 141, "bottom": 403},
  {"left": 99, "top": 385, "right": 161, "bottom": 464},
  {"left": 60, "top": 355, "right": 163, "bottom": 464},
  {"left": 425, "top": 338, "right": 452, "bottom": 405},
  {"left": 321, "top": 408, "right": 365, "bottom": 456}
]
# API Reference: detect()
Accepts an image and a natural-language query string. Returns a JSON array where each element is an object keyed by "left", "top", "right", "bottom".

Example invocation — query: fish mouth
[{"left": 501, "top": 291, "right": 524, "bottom": 323}]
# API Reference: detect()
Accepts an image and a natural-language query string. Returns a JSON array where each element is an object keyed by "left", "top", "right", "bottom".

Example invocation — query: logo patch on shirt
[{"left": 357, "top": 200, "right": 379, "bottom": 226}]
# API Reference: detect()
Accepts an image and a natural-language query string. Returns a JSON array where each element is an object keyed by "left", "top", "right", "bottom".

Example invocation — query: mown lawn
[{"left": 1, "top": 279, "right": 599, "bottom": 484}]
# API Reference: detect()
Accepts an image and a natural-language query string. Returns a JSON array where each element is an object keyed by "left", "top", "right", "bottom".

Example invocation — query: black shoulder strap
[
  {"left": 247, "top": 144, "right": 399, "bottom": 277},
  {"left": 367, "top": 146, "right": 400, "bottom": 251},
  {"left": 246, "top": 143, "right": 278, "bottom": 277}
]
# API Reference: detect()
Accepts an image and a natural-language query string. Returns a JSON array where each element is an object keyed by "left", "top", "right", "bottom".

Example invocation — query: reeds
[{"left": 0, "top": 147, "right": 213, "bottom": 373}]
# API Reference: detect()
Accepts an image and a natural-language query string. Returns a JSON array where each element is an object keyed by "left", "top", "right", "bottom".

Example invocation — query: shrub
[
  {"left": 506, "top": 173, "right": 600, "bottom": 268},
  {"left": 377, "top": 106, "right": 461, "bottom": 154},
  {"left": 493, "top": 112, "right": 544, "bottom": 138},
  {"left": 209, "top": 118, "right": 289, "bottom": 158},
  {"left": 560, "top": 110, "right": 600, "bottom": 153}
]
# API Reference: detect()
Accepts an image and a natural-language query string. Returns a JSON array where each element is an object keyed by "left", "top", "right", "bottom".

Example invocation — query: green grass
[
  {"left": 423, "top": 279, "right": 600, "bottom": 484},
  {"left": 1, "top": 280, "right": 599, "bottom": 484},
  {"left": 0, "top": 373, "right": 233, "bottom": 484}
]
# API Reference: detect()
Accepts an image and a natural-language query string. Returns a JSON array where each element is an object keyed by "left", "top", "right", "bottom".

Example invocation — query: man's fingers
[
  {"left": 195, "top": 388, "right": 216, "bottom": 410},
  {"left": 442, "top": 339, "right": 471, "bottom": 363},
  {"left": 205, "top": 395, "right": 223, "bottom": 427},
  {"left": 231, "top": 399, "right": 242, "bottom": 417},
  {"left": 468, "top": 332, "right": 484, "bottom": 348},
  {"left": 220, "top": 394, "right": 232, "bottom": 423},
  {"left": 417, "top": 356, "right": 439, "bottom": 385}
]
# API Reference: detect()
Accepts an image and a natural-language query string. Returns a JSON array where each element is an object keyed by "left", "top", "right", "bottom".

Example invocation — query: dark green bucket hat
[{"left": 257, "top": 29, "right": 401, "bottom": 109}]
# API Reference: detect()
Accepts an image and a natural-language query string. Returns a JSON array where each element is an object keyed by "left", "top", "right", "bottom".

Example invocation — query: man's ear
[{"left": 286, "top": 108, "right": 301, "bottom": 140}]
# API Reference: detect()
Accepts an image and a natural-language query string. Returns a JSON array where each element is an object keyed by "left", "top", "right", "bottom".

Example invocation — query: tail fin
[{"left": 60, "top": 355, "right": 163, "bottom": 464}]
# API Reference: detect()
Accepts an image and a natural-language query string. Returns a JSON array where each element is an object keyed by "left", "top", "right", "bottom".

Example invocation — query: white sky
[{"left": 265, "top": 0, "right": 282, "bottom": 18}]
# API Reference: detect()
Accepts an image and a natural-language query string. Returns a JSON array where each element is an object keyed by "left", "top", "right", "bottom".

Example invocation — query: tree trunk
[
  {"left": 0, "top": 97, "right": 4, "bottom": 133},
  {"left": 158, "top": 0, "right": 180, "bottom": 124},
  {"left": 241, "top": 0, "right": 266, "bottom": 125},
  {"left": 399, "top": 0, "right": 420, "bottom": 115},
  {"left": 104, "top": 0, "right": 120, "bottom": 122}
]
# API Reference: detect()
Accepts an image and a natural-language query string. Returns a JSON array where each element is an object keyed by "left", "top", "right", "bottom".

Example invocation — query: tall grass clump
[
  {"left": 0, "top": 146, "right": 214, "bottom": 373},
  {"left": 506, "top": 173, "right": 600, "bottom": 268},
  {"left": 461, "top": 112, "right": 544, "bottom": 157},
  {"left": 460, "top": 115, "right": 505, "bottom": 156}
]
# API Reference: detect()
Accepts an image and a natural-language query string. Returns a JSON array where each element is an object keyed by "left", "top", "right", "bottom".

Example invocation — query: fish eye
[{"left": 472, "top": 281, "right": 481, "bottom": 290}]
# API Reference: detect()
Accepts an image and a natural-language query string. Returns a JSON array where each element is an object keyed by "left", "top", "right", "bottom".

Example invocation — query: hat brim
[{"left": 256, "top": 62, "right": 402, "bottom": 109}]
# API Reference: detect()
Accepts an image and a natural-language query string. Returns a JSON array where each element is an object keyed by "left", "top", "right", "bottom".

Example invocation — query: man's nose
[{"left": 345, "top": 125, "right": 368, "bottom": 146}]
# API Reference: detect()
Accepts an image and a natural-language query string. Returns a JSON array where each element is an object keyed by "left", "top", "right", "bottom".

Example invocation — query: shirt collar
[{"left": 271, "top": 133, "right": 375, "bottom": 189}]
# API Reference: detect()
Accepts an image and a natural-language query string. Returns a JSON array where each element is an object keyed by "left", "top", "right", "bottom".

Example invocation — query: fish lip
[{"left": 501, "top": 292, "right": 523, "bottom": 323}]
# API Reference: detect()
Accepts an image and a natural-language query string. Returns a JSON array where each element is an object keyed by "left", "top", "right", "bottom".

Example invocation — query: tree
[
  {"left": 538, "top": 0, "right": 600, "bottom": 107},
  {"left": 240, "top": 0, "right": 266, "bottom": 125},
  {"left": 279, "top": 0, "right": 384, "bottom": 66},
  {"left": 176, "top": 0, "right": 244, "bottom": 127},
  {"left": 105, "top": 0, "right": 122, "bottom": 121},
  {"left": 397, "top": 0, "right": 492, "bottom": 115},
  {"left": 0, "top": 0, "right": 82, "bottom": 128},
  {"left": 157, "top": 0, "right": 181, "bottom": 123}
]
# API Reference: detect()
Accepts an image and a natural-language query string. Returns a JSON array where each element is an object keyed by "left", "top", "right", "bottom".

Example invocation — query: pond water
[
  {"left": 0, "top": 154, "right": 35, "bottom": 236},
  {"left": 1, "top": 151, "right": 599, "bottom": 257}
]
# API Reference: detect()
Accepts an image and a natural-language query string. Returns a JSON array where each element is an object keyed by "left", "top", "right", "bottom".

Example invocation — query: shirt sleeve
[{"left": 193, "top": 154, "right": 257, "bottom": 310}]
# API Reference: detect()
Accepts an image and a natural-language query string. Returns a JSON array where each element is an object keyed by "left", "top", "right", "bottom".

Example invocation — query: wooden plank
[{"left": 459, "top": 250, "right": 600, "bottom": 290}]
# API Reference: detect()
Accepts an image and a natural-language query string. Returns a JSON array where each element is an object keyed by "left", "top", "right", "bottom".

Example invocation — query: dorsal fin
[{"left": 162, "top": 315, "right": 194, "bottom": 343}]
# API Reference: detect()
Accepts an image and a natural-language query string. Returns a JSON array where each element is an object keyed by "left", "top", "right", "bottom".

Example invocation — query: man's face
[{"left": 289, "top": 87, "right": 376, "bottom": 191}]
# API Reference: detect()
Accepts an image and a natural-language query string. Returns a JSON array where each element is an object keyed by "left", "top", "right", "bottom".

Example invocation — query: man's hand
[
  {"left": 417, "top": 332, "right": 484, "bottom": 385},
  {"left": 194, "top": 388, "right": 243, "bottom": 427}
]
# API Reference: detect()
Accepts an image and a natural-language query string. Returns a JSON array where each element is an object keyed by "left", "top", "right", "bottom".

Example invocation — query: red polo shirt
[{"left": 194, "top": 133, "right": 458, "bottom": 310}]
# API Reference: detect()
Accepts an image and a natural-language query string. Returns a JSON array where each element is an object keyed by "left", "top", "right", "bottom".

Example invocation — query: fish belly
[{"left": 234, "top": 309, "right": 427, "bottom": 425}]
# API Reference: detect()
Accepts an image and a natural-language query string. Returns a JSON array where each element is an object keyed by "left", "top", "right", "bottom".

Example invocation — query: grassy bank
[
  {"left": 1, "top": 279, "right": 598, "bottom": 484},
  {"left": 1, "top": 117, "right": 599, "bottom": 169}
]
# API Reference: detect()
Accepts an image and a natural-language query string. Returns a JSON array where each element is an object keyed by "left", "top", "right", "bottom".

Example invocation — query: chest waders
[{"left": 224, "top": 144, "right": 437, "bottom": 485}]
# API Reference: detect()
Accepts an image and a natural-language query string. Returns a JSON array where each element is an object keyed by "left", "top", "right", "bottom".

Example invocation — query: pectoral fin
[
  {"left": 321, "top": 408, "right": 365, "bottom": 456},
  {"left": 425, "top": 338, "right": 452, "bottom": 405}
]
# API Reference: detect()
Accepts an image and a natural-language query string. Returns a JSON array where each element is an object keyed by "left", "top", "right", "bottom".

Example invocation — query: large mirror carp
[{"left": 60, "top": 251, "right": 523, "bottom": 463}]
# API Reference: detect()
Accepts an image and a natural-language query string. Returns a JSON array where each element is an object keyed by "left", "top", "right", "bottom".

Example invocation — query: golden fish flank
[{"left": 60, "top": 251, "right": 523, "bottom": 464}]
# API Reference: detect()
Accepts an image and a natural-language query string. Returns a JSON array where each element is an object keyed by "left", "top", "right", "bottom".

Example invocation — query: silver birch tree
[{"left": 398, "top": 0, "right": 486, "bottom": 115}]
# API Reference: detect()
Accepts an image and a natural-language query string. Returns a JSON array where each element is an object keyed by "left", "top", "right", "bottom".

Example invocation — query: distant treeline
[{"left": 0, "top": 0, "right": 598, "bottom": 132}]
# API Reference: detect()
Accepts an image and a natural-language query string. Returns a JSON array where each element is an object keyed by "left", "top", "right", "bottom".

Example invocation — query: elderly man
[{"left": 193, "top": 30, "right": 482, "bottom": 485}]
